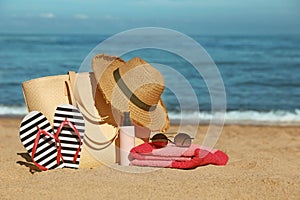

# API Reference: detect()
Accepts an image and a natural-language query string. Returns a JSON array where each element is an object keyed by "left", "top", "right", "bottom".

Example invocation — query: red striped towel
[{"left": 129, "top": 143, "right": 229, "bottom": 169}]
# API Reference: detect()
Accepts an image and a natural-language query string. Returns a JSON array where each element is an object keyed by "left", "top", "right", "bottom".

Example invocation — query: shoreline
[{"left": 1, "top": 115, "right": 300, "bottom": 127}]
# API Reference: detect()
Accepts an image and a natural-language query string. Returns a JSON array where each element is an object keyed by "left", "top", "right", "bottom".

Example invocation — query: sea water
[{"left": 0, "top": 33, "right": 299, "bottom": 125}]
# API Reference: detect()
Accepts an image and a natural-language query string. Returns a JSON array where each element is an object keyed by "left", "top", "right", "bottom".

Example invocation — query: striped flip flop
[
  {"left": 19, "top": 111, "right": 63, "bottom": 171},
  {"left": 53, "top": 104, "right": 85, "bottom": 169}
]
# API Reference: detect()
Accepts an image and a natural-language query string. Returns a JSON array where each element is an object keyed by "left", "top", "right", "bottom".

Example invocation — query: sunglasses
[{"left": 150, "top": 133, "right": 194, "bottom": 148}]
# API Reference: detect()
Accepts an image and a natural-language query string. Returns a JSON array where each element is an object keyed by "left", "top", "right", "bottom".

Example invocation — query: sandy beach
[{"left": 0, "top": 117, "right": 299, "bottom": 200}]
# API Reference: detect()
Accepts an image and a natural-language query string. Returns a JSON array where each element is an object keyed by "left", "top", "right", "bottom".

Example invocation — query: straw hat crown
[
  {"left": 92, "top": 54, "right": 169, "bottom": 131},
  {"left": 114, "top": 57, "right": 164, "bottom": 110}
]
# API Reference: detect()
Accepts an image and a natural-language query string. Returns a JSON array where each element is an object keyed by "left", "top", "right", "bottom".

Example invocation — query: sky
[{"left": 1, "top": 0, "right": 300, "bottom": 35}]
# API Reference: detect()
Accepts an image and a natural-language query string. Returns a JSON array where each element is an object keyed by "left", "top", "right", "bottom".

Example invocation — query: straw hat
[{"left": 92, "top": 54, "right": 169, "bottom": 131}]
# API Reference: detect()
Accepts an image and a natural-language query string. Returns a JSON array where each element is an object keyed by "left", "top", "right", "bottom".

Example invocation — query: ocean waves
[
  {"left": 169, "top": 109, "right": 300, "bottom": 125},
  {"left": 0, "top": 34, "right": 299, "bottom": 124}
]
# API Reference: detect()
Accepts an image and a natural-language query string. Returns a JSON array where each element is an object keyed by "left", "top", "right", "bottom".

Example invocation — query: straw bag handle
[
  {"left": 67, "top": 71, "right": 108, "bottom": 123},
  {"left": 68, "top": 71, "right": 119, "bottom": 146}
]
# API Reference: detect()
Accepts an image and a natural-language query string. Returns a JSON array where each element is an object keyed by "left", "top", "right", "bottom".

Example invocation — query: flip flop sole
[
  {"left": 53, "top": 104, "right": 85, "bottom": 169},
  {"left": 19, "top": 111, "right": 62, "bottom": 170}
]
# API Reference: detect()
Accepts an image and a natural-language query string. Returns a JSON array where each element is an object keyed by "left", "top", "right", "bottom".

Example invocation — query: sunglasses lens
[
  {"left": 174, "top": 133, "right": 191, "bottom": 147},
  {"left": 151, "top": 133, "right": 168, "bottom": 148}
]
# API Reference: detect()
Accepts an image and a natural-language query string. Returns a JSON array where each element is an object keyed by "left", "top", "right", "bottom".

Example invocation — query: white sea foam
[
  {"left": 169, "top": 109, "right": 300, "bottom": 125},
  {"left": 1, "top": 105, "right": 300, "bottom": 125},
  {"left": 0, "top": 105, "right": 27, "bottom": 116}
]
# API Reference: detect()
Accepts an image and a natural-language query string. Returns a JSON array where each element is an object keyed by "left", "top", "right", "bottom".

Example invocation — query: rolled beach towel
[{"left": 129, "top": 143, "right": 229, "bottom": 169}]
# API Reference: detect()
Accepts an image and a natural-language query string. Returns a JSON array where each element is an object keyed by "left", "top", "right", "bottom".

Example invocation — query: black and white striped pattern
[
  {"left": 53, "top": 104, "right": 85, "bottom": 169},
  {"left": 19, "top": 111, "right": 62, "bottom": 170}
]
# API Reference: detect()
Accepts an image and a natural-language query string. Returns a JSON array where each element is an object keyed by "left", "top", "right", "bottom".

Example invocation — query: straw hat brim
[{"left": 92, "top": 54, "right": 170, "bottom": 131}]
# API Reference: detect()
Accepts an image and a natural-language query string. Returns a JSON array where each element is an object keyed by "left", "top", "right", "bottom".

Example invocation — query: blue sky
[{"left": 1, "top": 0, "right": 300, "bottom": 34}]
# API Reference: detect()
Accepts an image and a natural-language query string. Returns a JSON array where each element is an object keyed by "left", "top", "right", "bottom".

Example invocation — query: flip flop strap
[
  {"left": 32, "top": 126, "right": 62, "bottom": 171},
  {"left": 55, "top": 119, "right": 82, "bottom": 163}
]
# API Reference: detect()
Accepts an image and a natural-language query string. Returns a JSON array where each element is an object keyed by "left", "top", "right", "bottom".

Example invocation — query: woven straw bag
[{"left": 22, "top": 71, "right": 144, "bottom": 168}]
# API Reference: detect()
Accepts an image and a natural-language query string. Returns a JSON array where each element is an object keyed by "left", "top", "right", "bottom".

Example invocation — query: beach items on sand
[
  {"left": 19, "top": 111, "right": 63, "bottom": 171},
  {"left": 92, "top": 54, "right": 170, "bottom": 132},
  {"left": 150, "top": 133, "right": 194, "bottom": 148},
  {"left": 53, "top": 104, "right": 85, "bottom": 169},
  {"left": 21, "top": 71, "right": 117, "bottom": 168},
  {"left": 21, "top": 55, "right": 146, "bottom": 168},
  {"left": 129, "top": 143, "right": 229, "bottom": 169}
]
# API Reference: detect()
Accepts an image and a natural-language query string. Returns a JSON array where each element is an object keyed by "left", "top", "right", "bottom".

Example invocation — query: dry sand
[{"left": 0, "top": 117, "right": 299, "bottom": 199}]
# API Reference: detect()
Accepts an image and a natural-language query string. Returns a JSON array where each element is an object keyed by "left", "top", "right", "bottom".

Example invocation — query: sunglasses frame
[{"left": 150, "top": 132, "right": 194, "bottom": 148}]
